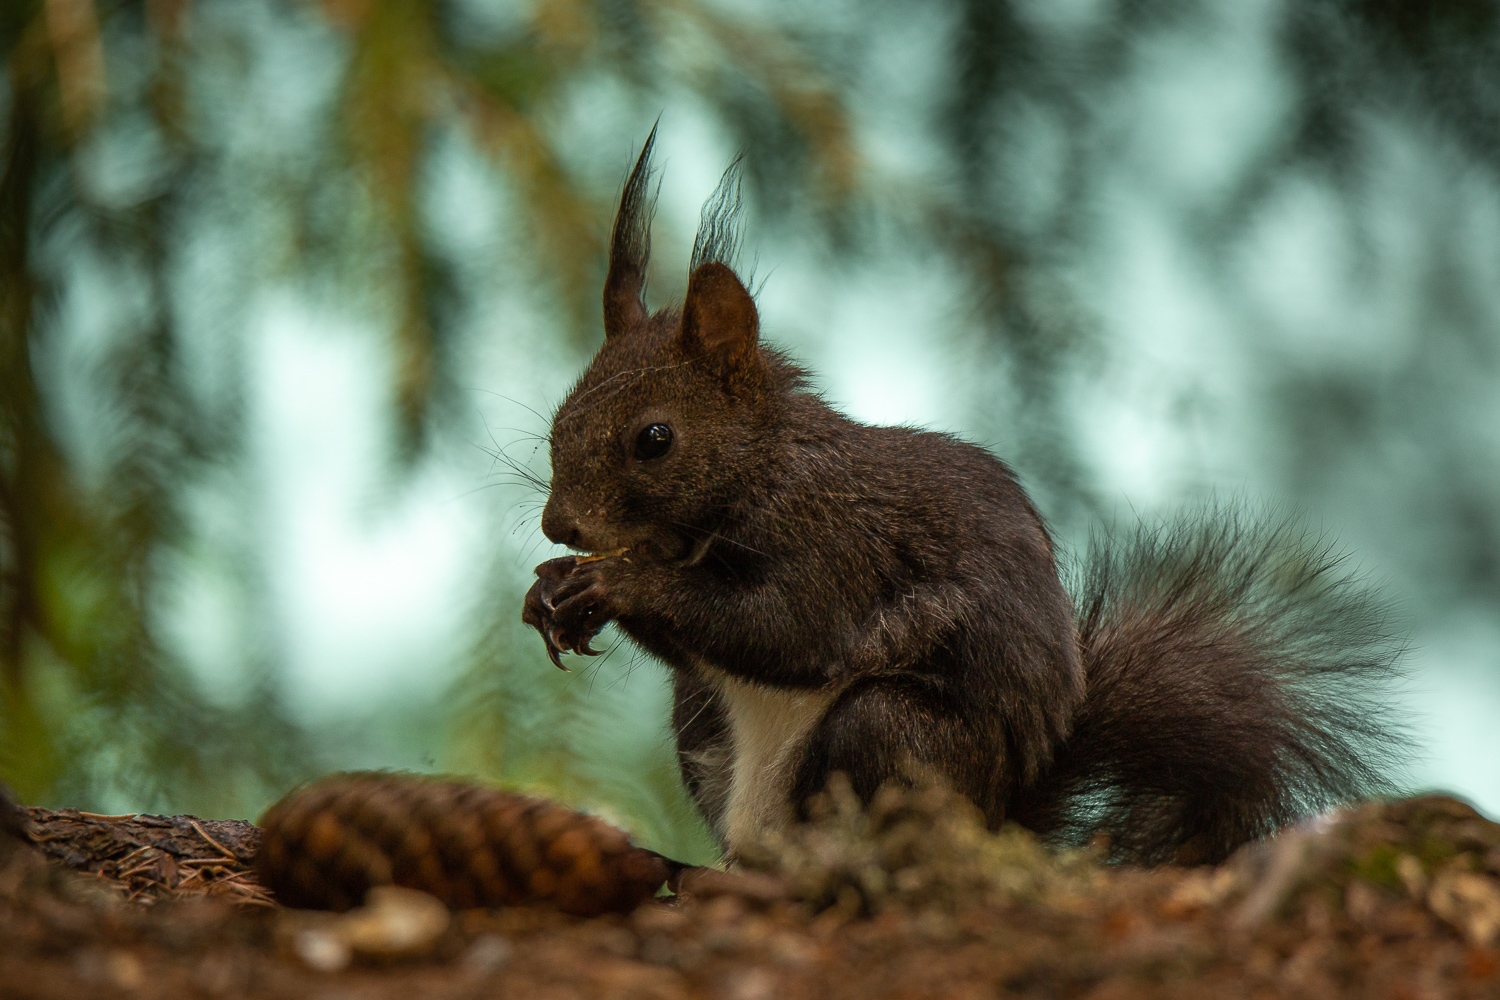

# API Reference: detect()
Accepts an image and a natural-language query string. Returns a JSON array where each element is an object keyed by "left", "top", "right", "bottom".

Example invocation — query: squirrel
[{"left": 521, "top": 129, "right": 1407, "bottom": 867}]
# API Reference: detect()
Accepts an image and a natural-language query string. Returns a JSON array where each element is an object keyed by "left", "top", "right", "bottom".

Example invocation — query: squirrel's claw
[
  {"left": 546, "top": 628, "right": 572, "bottom": 671},
  {"left": 524, "top": 571, "right": 577, "bottom": 671}
]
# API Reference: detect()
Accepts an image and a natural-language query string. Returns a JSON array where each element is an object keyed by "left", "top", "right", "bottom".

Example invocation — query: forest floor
[{"left": 3, "top": 786, "right": 1500, "bottom": 1000}]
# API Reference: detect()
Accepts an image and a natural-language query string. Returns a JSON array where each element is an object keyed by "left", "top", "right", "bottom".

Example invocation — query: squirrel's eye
[{"left": 635, "top": 423, "right": 673, "bottom": 461}]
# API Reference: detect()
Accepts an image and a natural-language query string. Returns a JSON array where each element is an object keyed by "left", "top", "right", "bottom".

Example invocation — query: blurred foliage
[
  {"left": 0, "top": 0, "right": 853, "bottom": 843},
  {"left": 1, "top": 0, "right": 311, "bottom": 816},
  {"left": 1, "top": 0, "right": 1497, "bottom": 852}
]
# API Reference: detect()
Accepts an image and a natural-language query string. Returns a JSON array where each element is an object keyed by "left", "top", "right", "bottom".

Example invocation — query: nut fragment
[
  {"left": 292, "top": 929, "right": 350, "bottom": 973},
  {"left": 576, "top": 548, "right": 630, "bottom": 564},
  {"left": 340, "top": 886, "right": 450, "bottom": 957},
  {"left": 286, "top": 886, "right": 449, "bottom": 970}
]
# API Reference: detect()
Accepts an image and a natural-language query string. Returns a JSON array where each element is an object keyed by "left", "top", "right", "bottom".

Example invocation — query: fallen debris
[
  {"left": 23, "top": 805, "right": 270, "bottom": 908},
  {"left": 0, "top": 790, "right": 1496, "bottom": 999},
  {"left": 280, "top": 886, "right": 452, "bottom": 971}
]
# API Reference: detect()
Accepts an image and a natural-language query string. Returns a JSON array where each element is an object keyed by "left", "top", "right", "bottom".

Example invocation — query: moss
[
  {"left": 738, "top": 774, "right": 1097, "bottom": 915},
  {"left": 1351, "top": 844, "right": 1404, "bottom": 892},
  {"left": 1415, "top": 836, "right": 1459, "bottom": 870}
]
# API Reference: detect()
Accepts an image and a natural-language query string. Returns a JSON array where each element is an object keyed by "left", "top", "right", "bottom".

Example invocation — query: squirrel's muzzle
[{"left": 540, "top": 496, "right": 587, "bottom": 548}]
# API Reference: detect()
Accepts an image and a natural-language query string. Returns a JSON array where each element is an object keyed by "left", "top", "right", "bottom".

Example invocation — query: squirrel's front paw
[
  {"left": 550, "top": 558, "right": 621, "bottom": 646},
  {"left": 522, "top": 556, "right": 621, "bottom": 670}
]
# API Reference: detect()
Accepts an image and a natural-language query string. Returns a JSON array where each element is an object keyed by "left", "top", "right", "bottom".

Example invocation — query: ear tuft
[
  {"left": 690, "top": 156, "right": 744, "bottom": 274},
  {"left": 682, "top": 261, "right": 758, "bottom": 370},
  {"left": 603, "top": 126, "right": 659, "bottom": 339}
]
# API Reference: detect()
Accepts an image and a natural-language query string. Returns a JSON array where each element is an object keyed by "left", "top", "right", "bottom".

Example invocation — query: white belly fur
[{"left": 696, "top": 662, "right": 839, "bottom": 857}]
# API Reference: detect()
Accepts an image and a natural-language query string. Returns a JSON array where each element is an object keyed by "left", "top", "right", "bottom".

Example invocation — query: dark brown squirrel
[{"left": 522, "top": 129, "right": 1406, "bottom": 867}]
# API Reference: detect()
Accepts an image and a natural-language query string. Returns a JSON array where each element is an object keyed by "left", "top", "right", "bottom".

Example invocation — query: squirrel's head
[{"left": 541, "top": 130, "right": 784, "bottom": 563}]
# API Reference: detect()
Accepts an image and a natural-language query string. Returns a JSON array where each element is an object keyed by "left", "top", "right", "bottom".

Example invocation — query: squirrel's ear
[
  {"left": 603, "top": 128, "right": 657, "bottom": 339},
  {"left": 681, "top": 261, "right": 758, "bottom": 371}
]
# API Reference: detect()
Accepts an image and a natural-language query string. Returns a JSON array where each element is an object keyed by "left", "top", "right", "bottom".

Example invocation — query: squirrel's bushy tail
[{"left": 1016, "top": 508, "right": 1409, "bottom": 865}]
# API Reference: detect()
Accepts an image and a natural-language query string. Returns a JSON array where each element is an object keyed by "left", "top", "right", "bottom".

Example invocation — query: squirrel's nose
[{"left": 541, "top": 498, "right": 580, "bottom": 548}]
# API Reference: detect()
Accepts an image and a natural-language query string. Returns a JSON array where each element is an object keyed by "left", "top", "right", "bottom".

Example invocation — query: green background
[{"left": 3, "top": 0, "right": 1498, "bottom": 865}]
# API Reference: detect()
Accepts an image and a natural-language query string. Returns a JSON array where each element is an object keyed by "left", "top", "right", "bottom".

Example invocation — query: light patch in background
[
  {"left": 1405, "top": 619, "right": 1500, "bottom": 811},
  {"left": 160, "top": 511, "right": 258, "bottom": 708},
  {"left": 1075, "top": 197, "right": 1251, "bottom": 507},
  {"left": 1123, "top": 0, "right": 1286, "bottom": 209},
  {"left": 248, "top": 295, "right": 481, "bottom": 716},
  {"left": 763, "top": 256, "right": 957, "bottom": 432}
]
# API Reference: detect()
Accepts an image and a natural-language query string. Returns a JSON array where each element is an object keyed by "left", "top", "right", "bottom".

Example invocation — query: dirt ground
[{"left": 3, "top": 785, "right": 1499, "bottom": 1000}]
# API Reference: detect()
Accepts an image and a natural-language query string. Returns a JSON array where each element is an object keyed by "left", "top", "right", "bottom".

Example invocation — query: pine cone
[{"left": 255, "top": 772, "right": 669, "bottom": 916}]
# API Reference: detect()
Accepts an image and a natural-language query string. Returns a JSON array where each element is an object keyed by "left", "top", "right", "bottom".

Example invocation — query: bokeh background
[{"left": 2, "top": 0, "right": 1498, "bottom": 865}]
